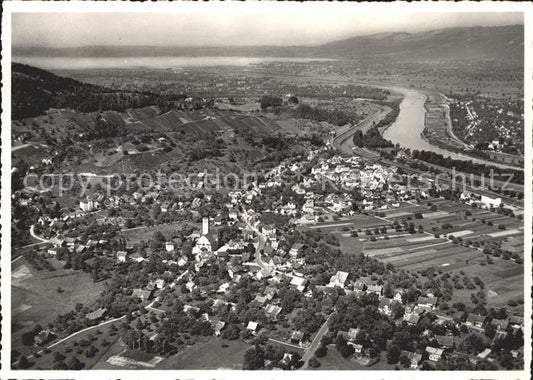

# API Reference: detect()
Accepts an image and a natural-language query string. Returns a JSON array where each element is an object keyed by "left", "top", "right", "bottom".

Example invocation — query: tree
[
  {"left": 309, "top": 357, "right": 321, "bottom": 368},
  {"left": 315, "top": 344, "right": 328, "bottom": 358},
  {"left": 53, "top": 351, "right": 66, "bottom": 362},
  {"left": 67, "top": 356, "right": 84, "bottom": 370},
  {"left": 260, "top": 95, "right": 282, "bottom": 110},
  {"left": 387, "top": 345, "right": 401, "bottom": 364},
  {"left": 18, "top": 355, "right": 31, "bottom": 369},
  {"left": 53, "top": 361, "right": 68, "bottom": 370},
  {"left": 243, "top": 346, "right": 265, "bottom": 370}
]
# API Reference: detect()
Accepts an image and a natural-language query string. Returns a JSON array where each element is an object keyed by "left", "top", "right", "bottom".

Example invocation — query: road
[
  {"left": 443, "top": 102, "right": 470, "bottom": 150},
  {"left": 244, "top": 217, "right": 268, "bottom": 270},
  {"left": 29, "top": 225, "right": 50, "bottom": 243},
  {"left": 23, "top": 315, "right": 126, "bottom": 361},
  {"left": 332, "top": 107, "right": 389, "bottom": 154},
  {"left": 12, "top": 142, "right": 48, "bottom": 152},
  {"left": 300, "top": 314, "right": 332, "bottom": 369}
]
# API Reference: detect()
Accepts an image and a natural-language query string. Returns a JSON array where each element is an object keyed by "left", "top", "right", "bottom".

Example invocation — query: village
[{"left": 11, "top": 139, "right": 524, "bottom": 370}]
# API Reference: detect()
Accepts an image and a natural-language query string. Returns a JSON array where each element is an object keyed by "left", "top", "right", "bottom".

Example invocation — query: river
[{"left": 383, "top": 87, "right": 520, "bottom": 170}]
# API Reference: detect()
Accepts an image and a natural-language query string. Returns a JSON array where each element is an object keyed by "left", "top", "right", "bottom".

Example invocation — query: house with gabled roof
[
  {"left": 367, "top": 284, "right": 383, "bottom": 296},
  {"left": 417, "top": 295, "right": 438, "bottom": 311},
  {"left": 404, "top": 313, "right": 421, "bottom": 326},
  {"left": 466, "top": 314, "right": 486, "bottom": 329},
  {"left": 247, "top": 321, "right": 259, "bottom": 334},
  {"left": 131, "top": 288, "right": 152, "bottom": 302},
  {"left": 116, "top": 251, "right": 128, "bottom": 262},
  {"left": 264, "top": 304, "right": 282, "bottom": 319},
  {"left": 425, "top": 346, "right": 444, "bottom": 362},
  {"left": 347, "top": 327, "right": 360, "bottom": 342},
  {"left": 289, "top": 243, "right": 303, "bottom": 258},
  {"left": 290, "top": 330, "right": 305, "bottom": 345},
  {"left": 327, "top": 270, "right": 349, "bottom": 288},
  {"left": 34, "top": 330, "right": 54, "bottom": 346}
]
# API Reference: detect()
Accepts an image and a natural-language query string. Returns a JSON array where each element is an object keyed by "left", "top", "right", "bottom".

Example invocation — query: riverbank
[{"left": 382, "top": 86, "right": 522, "bottom": 171}]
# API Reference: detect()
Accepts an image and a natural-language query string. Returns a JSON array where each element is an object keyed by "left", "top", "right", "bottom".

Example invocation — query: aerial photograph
[{"left": 6, "top": 4, "right": 527, "bottom": 374}]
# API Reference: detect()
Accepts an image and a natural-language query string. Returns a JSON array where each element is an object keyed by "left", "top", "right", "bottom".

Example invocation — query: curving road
[{"left": 332, "top": 106, "right": 389, "bottom": 154}]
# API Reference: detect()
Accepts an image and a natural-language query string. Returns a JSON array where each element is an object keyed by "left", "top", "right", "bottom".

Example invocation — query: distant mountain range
[{"left": 13, "top": 25, "right": 523, "bottom": 62}]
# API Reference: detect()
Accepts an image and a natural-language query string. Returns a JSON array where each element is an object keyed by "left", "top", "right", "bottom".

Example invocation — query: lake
[{"left": 12, "top": 56, "right": 335, "bottom": 70}]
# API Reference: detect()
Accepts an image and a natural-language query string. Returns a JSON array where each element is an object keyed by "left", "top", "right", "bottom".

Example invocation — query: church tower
[{"left": 202, "top": 216, "right": 209, "bottom": 235}]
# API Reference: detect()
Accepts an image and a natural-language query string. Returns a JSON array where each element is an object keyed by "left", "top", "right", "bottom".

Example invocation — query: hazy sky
[{"left": 12, "top": 9, "right": 523, "bottom": 48}]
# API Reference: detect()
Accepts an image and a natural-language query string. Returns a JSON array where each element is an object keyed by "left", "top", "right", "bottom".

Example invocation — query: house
[
  {"left": 165, "top": 241, "right": 176, "bottom": 252},
  {"left": 217, "top": 282, "right": 231, "bottom": 293},
  {"left": 477, "top": 348, "right": 492, "bottom": 360},
  {"left": 80, "top": 197, "right": 99, "bottom": 212},
  {"left": 290, "top": 275, "right": 307, "bottom": 292},
  {"left": 228, "top": 208, "right": 239, "bottom": 220},
  {"left": 289, "top": 243, "right": 303, "bottom": 258},
  {"left": 186, "top": 281, "right": 196, "bottom": 292},
  {"left": 480, "top": 195, "right": 502, "bottom": 209},
  {"left": 347, "top": 327, "right": 360, "bottom": 342},
  {"left": 264, "top": 304, "right": 282, "bottom": 319},
  {"left": 393, "top": 291, "right": 404, "bottom": 303},
  {"left": 426, "top": 346, "right": 444, "bottom": 362},
  {"left": 425, "top": 346, "right": 444, "bottom": 362},
  {"left": 247, "top": 321, "right": 259, "bottom": 334},
  {"left": 183, "top": 304, "right": 200, "bottom": 314},
  {"left": 404, "top": 313, "right": 420, "bottom": 326},
  {"left": 116, "top": 251, "right": 128, "bottom": 262},
  {"left": 417, "top": 295, "right": 438, "bottom": 311},
  {"left": 435, "top": 335, "right": 454, "bottom": 349},
  {"left": 290, "top": 330, "right": 305, "bottom": 345},
  {"left": 154, "top": 279, "right": 165, "bottom": 289},
  {"left": 378, "top": 298, "right": 394, "bottom": 316},
  {"left": 257, "top": 268, "right": 273, "bottom": 280},
  {"left": 34, "top": 330, "right": 54, "bottom": 346},
  {"left": 353, "top": 280, "right": 366, "bottom": 292},
  {"left": 509, "top": 315, "right": 524, "bottom": 331},
  {"left": 351, "top": 344, "right": 363, "bottom": 355},
  {"left": 466, "top": 314, "right": 486, "bottom": 329},
  {"left": 132, "top": 288, "right": 152, "bottom": 301},
  {"left": 212, "top": 320, "right": 226, "bottom": 337},
  {"left": 85, "top": 308, "right": 107, "bottom": 323},
  {"left": 212, "top": 298, "right": 228, "bottom": 311},
  {"left": 400, "top": 350, "right": 422, "bottom": 369},
  {"left": 262, "top": 224, "right": 276, "bottom": 238},
  {"left": 367, "top": 284, "right": 383, "bottom": 296},
  {"left": 491, "top": 318, "right": 509, "bottom": 331},
  {"left": 264, "top": 286, "right": 279, "bottom": 297},
  {"left": 47, "top": 247, "right": 59, "bottom": 256},
  {"left": 327, "top": 271, "right": 349, "bottom": 288},
  {"left": 280, "top": 353, "right": 294, "bottom": 367}
]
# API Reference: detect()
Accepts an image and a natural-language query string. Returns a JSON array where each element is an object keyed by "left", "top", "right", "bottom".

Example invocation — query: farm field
[
  {"left": 307, "top": 214, "right": 388, "bottom": 231},
  {"left": 11, "top": 254, "right": 107, "bottom": 357},
  {"left": 155, "top": 336, "right": 250, "bottom": 370},
  {"left": 315, "top": 196, "right": 524, "bottom": 311},
  {"left": 312, "top": 346, "right": 395, "bottom": 370},
  {"left": 16, "top": 318, "right": 124, "bottom": 370},
  {"left": 120, "top": 220, "right": 202, "bottom": 244}
]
